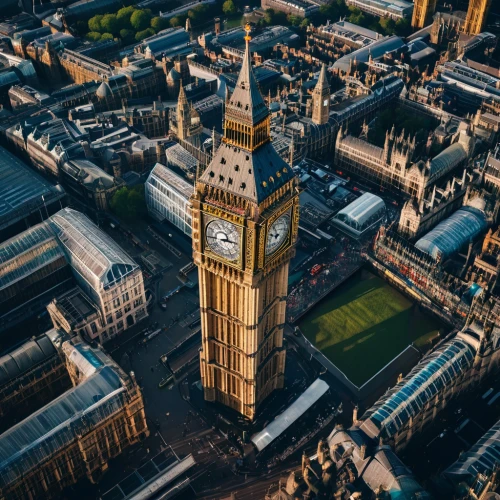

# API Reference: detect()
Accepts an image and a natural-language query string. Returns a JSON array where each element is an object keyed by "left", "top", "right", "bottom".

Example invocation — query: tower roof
[
  {"left": 314, "top": 64, "right": 329, "bottom": 92},
  {"left": 178, "top": 83, "right": 188, "bottom": 108},
  {"left": 225, "top": 25, "right": 268, "bottom": 126}
]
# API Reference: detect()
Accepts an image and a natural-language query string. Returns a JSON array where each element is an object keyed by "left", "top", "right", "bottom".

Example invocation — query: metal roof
[
  {"left": 251, "top": 378, "right": 329, "bottom": 452},
  {"left": 49, "top": 208, "right": 138, "bottom": 290},
  {"left": 428, "top": 142, "right": 467, "bottom": 183},
  {"left": 0, "top": 366, "right": 125, "bottom": 490},
  {"left": 200, "top": 140, "right": 295, "bottom": 204},
  {"left": 0, "top": 335, "right": 56, "bottom": 388},
  {"left": 147, "top": 163, "right": 193, "bottom": 200},
  {"left": 0, "top": 223, "right": 65, "bottom": 292},
  {"left": 0, "top": 146, "right": 64, "bottom": 231},
  {"left": 334, "top": 192, "right": 385, "bottom": 234},
  {"left": 415, "top": 206, "right": 487, "bottom": 261},
  {"left": 444, "top": 418, "right": 500, "bottom": 486},
  {"left": 361, "top": 334, "right": 477, "bottom": 440}
]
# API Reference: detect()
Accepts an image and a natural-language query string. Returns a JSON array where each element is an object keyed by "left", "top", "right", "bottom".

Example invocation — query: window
[
  {"left": 124, "top": 303, "right": 131, "bottom": 313},
  {"left": 116, "top": 309, "right": 123, "bottom": 319},
  {"left": 134, "top": 297, "right": 143, "bottom": 308},
  {"left": 113, "top": 298, "right": 120, "bottom": 308},
  {"left": 107, "top": 316, "right": 113, "bottom": 325},
  {"left": 90, "top": 322, "right": 98, "bottom": 334},
  {"left": 122, "top": 292, "right": 129, "bottom": 302},
  {"left": 117, "top": 320, "right": 124, "bottom": 330}
]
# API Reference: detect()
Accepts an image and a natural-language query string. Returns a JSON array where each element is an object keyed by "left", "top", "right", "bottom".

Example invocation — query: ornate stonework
[{"left": 191, "top": 25, "right": 299, "bottom": 420}]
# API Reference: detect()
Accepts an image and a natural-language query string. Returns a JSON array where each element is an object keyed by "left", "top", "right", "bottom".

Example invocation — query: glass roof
[
  {"left": 0, "top": 223, "right": 64, "bottom": 292},
  {"left": 251, "top": 378, "right": 329, "bottom": 451},
  {"left": 428, "top": 143, "right": 468, "bottom": 183},
  {"left": 415, "top": 207, "right": 487, "bottom": 261},
  {"left": 444, "top": 418, "right": 500, "bottom": 485},
  {"left": 0, "top": 146, "right": 62, "bottom": 227},
  {"left": 361, "top": 335, "right": 477, "bottom": 440},
  {"left": 49, "top": 208, "right": 138, "bottom": 289},
  {"left": 334, "top": 192, "right": 386, "bottom": 233},
  {"left": 0, "top": 335, "right": 56, "bottom": 387},
  {"left": 0, "top": 366, "right": 124, "bottom": 490}
]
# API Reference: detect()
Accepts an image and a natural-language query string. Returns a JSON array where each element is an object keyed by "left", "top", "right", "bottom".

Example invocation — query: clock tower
[{"left": 191, "top": 25, "right": 299, "bottom": 420}]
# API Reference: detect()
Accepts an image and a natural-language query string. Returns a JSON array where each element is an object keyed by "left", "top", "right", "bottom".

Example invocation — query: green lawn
[{"left": 298, "top": 270, "right": 441, "bottom": 386}]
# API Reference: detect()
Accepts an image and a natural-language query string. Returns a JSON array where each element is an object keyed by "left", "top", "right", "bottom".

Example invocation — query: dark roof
[
  {"left": 0, "top": 146, "right": 64, "bottom": 231},
  {"left": 0, "top": 335, "right": 57, "bottom": 388},
  {"left": 200, "top": 140, "right": 294, "bottom": 204}
]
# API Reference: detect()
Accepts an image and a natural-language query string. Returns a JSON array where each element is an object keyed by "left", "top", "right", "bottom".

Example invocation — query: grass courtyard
[{"left": 298, "top": 270, "right": 442, "bottom": 386}]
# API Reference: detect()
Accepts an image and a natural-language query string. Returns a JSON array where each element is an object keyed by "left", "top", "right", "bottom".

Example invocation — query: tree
[
  {"left": 287, "top": 14, "right": 303, "bottom": 26},
  {"left": 117, "top": 6, "right": 136, "bottom": 30},
  {"left": 395, "top": 17, "right": 411, "bottom": 37},
  {"left": 151, "top": 16, "right": 168, "bottom": 33},
  {"left": 130, "top": 9, "right": 152, "bottom": 31},
  {"left": 222, "top": 0, "right": 236, "bottom": 15},
  {"left": 110, "top": 186, "right": 146, "bottom": 220},
  {"left": 120, "top": 29, "right": 135, "bottom": 44},
  {"left": 88, "top": 15, "right": 104, "bottom": 33},
  {"left": 100, "top": 14, "right": 119, "bottom": 35},
  {"left": 379, "top": 16, "right": 396, "bottom": 35},
  {"left": 170, "top": 16, "right": 182, "bottom": 27},
  {"left": 86, "top": 31, "right": 102, "bottom": 42},
  {"left": 135, "top": 28, "right": 155, "bottom": 41},
  {"left": 100, "top": 33, "right": 114, "bottom": 41},
  {"left": 300, "top": 17, "right": 309, "bottom": 29},
  {"left": 264, "top": 8, "right": 275, "bottom": 25}
]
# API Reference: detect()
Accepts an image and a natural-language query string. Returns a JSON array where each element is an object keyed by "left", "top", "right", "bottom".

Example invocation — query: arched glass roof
[
  {"left": 361, "top": 334, "right": 477, "bottom": 440},
  {"left": 49, "top": 208, "right": 138, "bottom": 290},
  {"left": 0, "top": 366, "right": 124, "bottom": 491},
  {"left": 0, "top": 335, "right": 56, "bottom": 387},
  {"left": 415, "top": 207, "right": 487, "bottom": 261},
  {"left": 0, "top": 223, "right": 64, "bottom": 292},
  {"left": 334, "top": 192, "right": 386, "bottom": 234},
  {"left": 444, "top": 418, "right": 500, "bottom": 486},
  {"left": 428, "top": 142, "right": 467, "bottom": 183}
]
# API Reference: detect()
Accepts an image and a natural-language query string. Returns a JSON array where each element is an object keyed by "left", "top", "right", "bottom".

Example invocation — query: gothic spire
[
  {"left": 224, "top": 24, "right": 268, "bottom": 128},
  {"left": 315, "top": 63, "right": 329, "bottom": 92}
]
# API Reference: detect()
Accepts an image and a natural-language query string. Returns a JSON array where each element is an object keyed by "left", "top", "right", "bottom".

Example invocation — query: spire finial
[{"left": 244, "top": 23, "right": 251, "bottom": 44}]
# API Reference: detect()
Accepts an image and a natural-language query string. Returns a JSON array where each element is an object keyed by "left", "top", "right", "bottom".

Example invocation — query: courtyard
[{"left": 298, "top": 269, "right": 442, "bottom": 386}]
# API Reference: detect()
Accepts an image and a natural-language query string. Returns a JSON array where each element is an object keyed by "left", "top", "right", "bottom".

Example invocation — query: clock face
[
  {"left": 205, "top": 219, "right": 241, "bottom": 261},
  {"left": 266, "top": 214, "right": 290, "bottom": 256}
]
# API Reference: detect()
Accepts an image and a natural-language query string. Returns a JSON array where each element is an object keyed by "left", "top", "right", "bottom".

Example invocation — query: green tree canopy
[
  {"left": 222, "top": 0, "right": 236, "bottom": 15},
  {"left": 120, "top": 29, "right": 135, "bottom": 44},
  {"left": 151, "top": 16, "right": 169, "bottom": 33},
  {"left": 88, "top": 15, "right": 103, "bottom": 33},
  {"left": 100, "top": 14, "right": 119, "bottom": 35},
  {"left": 170, "top": 15, "right": 183, "bottom": 27},
  {"left": 379, "top": 16, "right": 396, "bottom": 35},
  {"left": 110, "top": 186, "right": 147, "bottom": 220},
  {"left": 100, "top": 33, "right": 114, "bottom": 41},
  {"left": 117, "top": 6, "right": 136, "bottom": 29},
  {"left": 130, "top": 9, "right": 152, "bottom": 31},
  {"left": 86, "top": 31, "right": 102, "bottom": 42},
  {"left": 135, "top": 28, "right": 155, "bottom": 41},
  {"left": 395, "top": 17, "right": 411, "bottom": 37}
]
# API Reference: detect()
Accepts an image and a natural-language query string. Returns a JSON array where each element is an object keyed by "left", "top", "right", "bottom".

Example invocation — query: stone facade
[{"left": 191, "top": 26, "right": 299, "bottom": 420}]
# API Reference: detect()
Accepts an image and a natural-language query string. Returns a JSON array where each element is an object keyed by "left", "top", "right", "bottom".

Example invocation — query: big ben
[{"left": 191, "top": 25, "right": 299, "bottom": 420}]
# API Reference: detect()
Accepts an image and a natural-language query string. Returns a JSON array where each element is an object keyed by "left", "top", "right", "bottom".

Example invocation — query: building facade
[
  {"left": 0, "top": 334, "right": 149, "bottom": 500},
  {"left": 345, "top": 0, "right": 413, "bottom": 20},
  {"left": 48, "top": 208, "right": 148, "bottom": 344},
  {"left": 464, "top": 0, "right": 492, "bottom": 35},
  {"left": 145, "top": 162, "right": 193, "bottom": 236},
  {"left": 411, "top": 0, "right": 437, "bottom": 29},
  {"left": 191, "top": 26, "right": 300, "bottom": 420}
]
